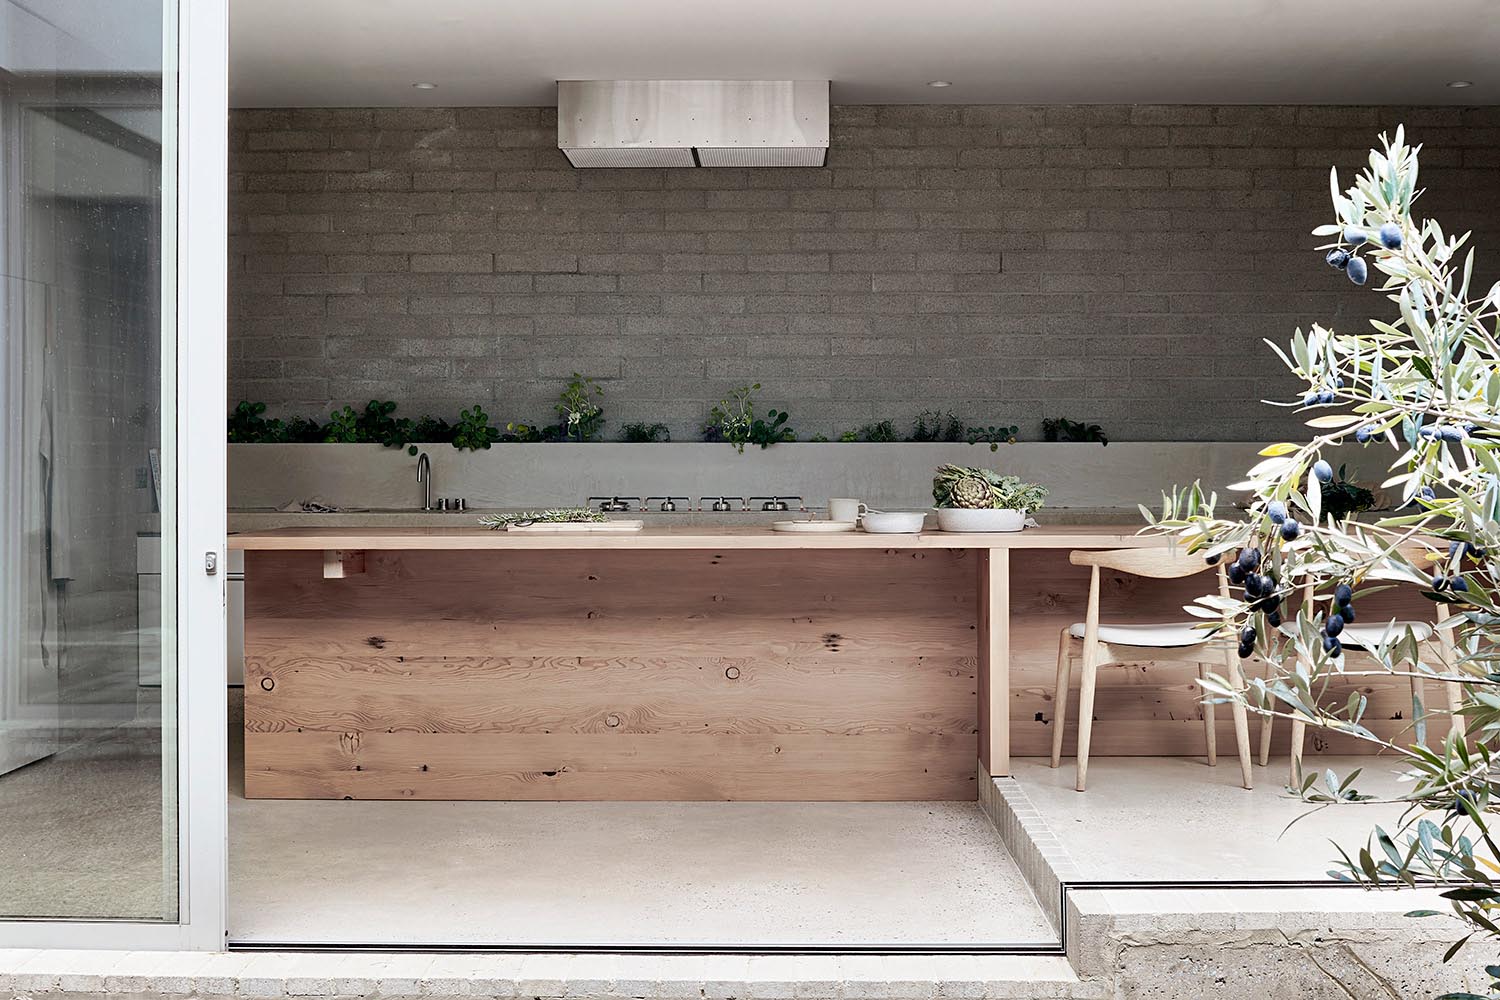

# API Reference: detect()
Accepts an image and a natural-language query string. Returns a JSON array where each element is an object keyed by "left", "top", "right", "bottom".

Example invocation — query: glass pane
[{"left": 0, "top": 0, "right": 176, "bottom": 920}]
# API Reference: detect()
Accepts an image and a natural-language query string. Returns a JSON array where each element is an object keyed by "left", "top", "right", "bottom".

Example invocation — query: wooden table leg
[{"left": 978, "top": 548, "right": 1011, "bottom": 777}]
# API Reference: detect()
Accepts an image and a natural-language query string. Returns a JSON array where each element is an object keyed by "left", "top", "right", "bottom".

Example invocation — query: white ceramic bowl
[
  {"left": 934, "top": 507, "right": 1027, "bottom": 532},
  {"left": 860, "top": 510, "right": 927, "bottom": 533}
]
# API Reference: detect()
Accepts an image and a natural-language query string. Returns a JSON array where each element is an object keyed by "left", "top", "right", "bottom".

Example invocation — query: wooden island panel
[{"left": 244, "top": 547, "right": 979, "bottom": 800}]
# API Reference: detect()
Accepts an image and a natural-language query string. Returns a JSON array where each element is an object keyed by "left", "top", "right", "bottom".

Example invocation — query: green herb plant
[
  {"left": 702, "top": 384, "right": 795, "bottom": 452},
  {"left": 911, "top": 410, "right": 966, "bottom": 442},
  {"left": 556, "top": 373, "right": 604, "bottom": 442},
  {"left": 620, "top": 422, "right": 670, "bottom": 443},
  {"left": 1042, "top": 417, "right": 1109, "bottom": 446},
  {"left": 452, "top": 405, "right": 500, "bottom": 450},
  {"left": 967, "top": 424, "right": 1019, "bottom": 452},
  {"left": 478, "top": 507, "right": 608, "bottom": 528},
  {"left": 859, "top": 419, "right": 899, "bottom": 443}
]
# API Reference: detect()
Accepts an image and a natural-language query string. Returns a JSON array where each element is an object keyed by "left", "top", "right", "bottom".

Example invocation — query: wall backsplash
[{"left": 229, "top": 104, "right": 1500, "bottom": 441}]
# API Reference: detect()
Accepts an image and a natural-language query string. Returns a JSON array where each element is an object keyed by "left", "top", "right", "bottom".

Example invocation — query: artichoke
[{"left": 949, "top": 476, "right": 996, "bottom": 508}]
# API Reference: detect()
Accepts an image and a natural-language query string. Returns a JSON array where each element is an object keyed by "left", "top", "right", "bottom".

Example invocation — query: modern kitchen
[
  {"left": 5, "top": 0, "right": 1498, "bottom": 972},
  {"left": 215, "top": 43, "right": 1486, "bottom": 947}
]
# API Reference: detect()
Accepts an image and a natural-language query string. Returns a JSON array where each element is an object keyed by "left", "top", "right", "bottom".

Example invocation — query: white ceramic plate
[
  {"left": 772, "top": 520, "right": 858, "bottom": 533},
  {"left": 860, "top": 511, "right": 927, "bottom": 533},
  {"left": 934, "top": 508, "right": 1027, "bottom": 532}
]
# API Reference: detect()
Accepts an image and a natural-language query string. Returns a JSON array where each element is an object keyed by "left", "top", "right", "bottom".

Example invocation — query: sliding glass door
[{"left": 0, "top": 0, "right": 226, "bottom": 948}]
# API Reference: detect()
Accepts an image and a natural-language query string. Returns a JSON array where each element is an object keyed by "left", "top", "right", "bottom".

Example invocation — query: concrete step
[{"left": 0, "top": 950, "right": 1105, "bottom": 1000}]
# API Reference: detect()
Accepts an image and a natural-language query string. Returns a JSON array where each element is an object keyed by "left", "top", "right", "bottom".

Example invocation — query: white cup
[{"left": 828, "top": 498, "right": 869, "bottom": 523}]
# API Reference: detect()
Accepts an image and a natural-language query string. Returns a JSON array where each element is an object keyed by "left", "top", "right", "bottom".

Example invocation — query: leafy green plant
[
  {"left": 911, "top": 410, "right": 966, "bottom": 443},
  {"left": 702, "top": 384, "right": 795, "bottom": 452},
  {"left": 228, "top": 400, "right": 280, "bottom": 443},
  {"left": 620, "top": 421, "right": 670, "bottom": 443},
  {"left": 808, "top": 433, "right": 830, "bottom": 443},
  {"left": 858, "top": 419, "right": 899, "bottom": 443},
  {"left": 556, "top": 373, "right": 604, "bottom": 442},
  {"left": 837, "top": 430, "right": 858, "bottom": 442},
  {"left": 932, "top": 464, "right": 1047, "bottom": 512},
  {"left": 452, "top": 405, "right": 500, "bottom": 450},
  {"left": 1143, "top": 128, "right": 1500, "bottom": 997},
  {"left": 322, "top": 405, "right": 361, "bottom": 443},
  {"left": 230, "top": 400, "right": 482, "bottom": 450},
  {"left": 1042, "top": 417, "right": 1109, "bottom": 446},
  {"left": 966, "top": 424, "right": 1019, "bottom": 452},
  {"left": 502, "top": 420, "right": 545, "bottom": 443}
]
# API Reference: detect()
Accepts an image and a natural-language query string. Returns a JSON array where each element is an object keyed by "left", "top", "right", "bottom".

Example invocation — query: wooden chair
[
  {"left": 1268, "top": 549, "right": 1466, "bottom": 782},
  {"left": 1050, "top": 547, "right": 1254, "bottom": 792}
]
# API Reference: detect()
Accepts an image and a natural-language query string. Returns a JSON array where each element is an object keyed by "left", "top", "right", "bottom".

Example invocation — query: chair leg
[
  {"left": 1447, "top": 676, "right": 1465, "bottom": 741},
  {"left": 1257, "top": 660, "right": 1274, "bottom": 767},
  {"left": 1411, "top": 670, "right": 1429, "bottom": 744},
  {"left": 1075, "top": 644, "right": 1100, "bottom": 792},
  {"left": 1289, "top": 717, "right": 1306, "bottom": 787},
  {"left": 1223, "top": 650, "right": 1254, "bottom": 790},
  {"left": 1050, "top": 628, "right": 1073, "bottom": 768},
  {"left": 1197, "top": 663, "right": 1217, "bottom": 767}
]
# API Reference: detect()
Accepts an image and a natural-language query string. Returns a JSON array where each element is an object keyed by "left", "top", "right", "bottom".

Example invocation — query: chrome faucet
[{"left": 416, "top": 452, "right": 432, "bottom": 510}]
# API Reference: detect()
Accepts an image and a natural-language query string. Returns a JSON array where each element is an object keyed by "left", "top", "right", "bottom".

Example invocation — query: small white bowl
[
  {"left": 860, "top": 510, "right": 927, "bottom": 533},
  {"left": 934, "top": 508, "right": 1028, "bottom": 532}
]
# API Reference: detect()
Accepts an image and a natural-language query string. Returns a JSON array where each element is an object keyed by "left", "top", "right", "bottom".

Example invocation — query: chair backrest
[{"left": 1069, "top": 546, "right": 1213, "bottom": 580}]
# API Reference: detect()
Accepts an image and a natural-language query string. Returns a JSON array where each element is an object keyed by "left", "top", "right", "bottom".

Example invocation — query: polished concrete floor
[
  {"left": 228, "top": 797, "right": 1055, "bottom": 946},
  {"left": 1009, "top": 755, "right": 1421, "bottom": 883},
  {"left": 226, "top": 692, "right": 1052, "bottom": 946}
]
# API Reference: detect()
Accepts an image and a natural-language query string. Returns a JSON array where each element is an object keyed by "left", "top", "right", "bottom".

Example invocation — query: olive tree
[{"left": 1146, "top": 127, "right": 1500, "bottom": 998}]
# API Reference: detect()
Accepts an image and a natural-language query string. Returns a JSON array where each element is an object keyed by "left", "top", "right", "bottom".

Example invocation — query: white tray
[
  {"left": 505, "top": 520, "right": 645, "bottom": 533},
  {"left": 772, "top": 520, "right": 857, "bottom": 533}
]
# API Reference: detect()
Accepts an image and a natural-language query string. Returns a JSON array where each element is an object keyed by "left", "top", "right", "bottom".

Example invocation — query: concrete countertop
[
  {"left": 228, "top": 505, "right": 1148, "bottom": 532},
  {"left": 228, "top": 522, "right": 1158, "bottom": 551}
]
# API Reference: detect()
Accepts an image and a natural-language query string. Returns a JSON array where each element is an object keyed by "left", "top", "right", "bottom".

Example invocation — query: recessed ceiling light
[
  {"left": 412, "top": 82, "right": 438, "bottom": 90},
  {"left": 927, "top": 80, "right": 952, "bottom": 88},
  {"left": 1448, "top": 80, "right": 1474, "bottom": 88}
]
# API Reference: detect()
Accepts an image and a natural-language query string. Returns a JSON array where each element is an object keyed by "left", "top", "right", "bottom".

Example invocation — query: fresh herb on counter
[{"left": 478, "top": 508, "right": 610, "bottom": 529}]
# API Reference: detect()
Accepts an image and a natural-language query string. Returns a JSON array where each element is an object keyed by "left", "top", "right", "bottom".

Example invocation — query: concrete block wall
[{"left": 229, "top": 105, "right": 1500, "bottom": 441}]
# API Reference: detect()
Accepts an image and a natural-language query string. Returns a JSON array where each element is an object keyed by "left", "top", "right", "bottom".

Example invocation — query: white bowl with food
[
  {"left": 860, "top": 511, "right": 927, "bottom": 534},
  {"left": 934, "top": 508, "right": 1028, "bottom": 532}
]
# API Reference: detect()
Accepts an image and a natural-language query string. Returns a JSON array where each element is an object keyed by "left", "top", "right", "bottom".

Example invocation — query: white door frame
[{"left": 0, "top": 0, "right": 228, "bottom": 951}]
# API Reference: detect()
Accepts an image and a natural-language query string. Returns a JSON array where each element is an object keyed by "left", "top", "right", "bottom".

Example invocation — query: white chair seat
[
  {"left": 1068, "top": 621, "right": 1208, "bottom": 648},
  {"left": 1341, "top": 621, "right": 1433, "bottom": 649}
]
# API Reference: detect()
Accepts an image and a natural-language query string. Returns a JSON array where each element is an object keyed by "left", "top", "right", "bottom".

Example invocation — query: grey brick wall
[{"left": 229, "top": 105, "right": 1500, "bottom": 441}]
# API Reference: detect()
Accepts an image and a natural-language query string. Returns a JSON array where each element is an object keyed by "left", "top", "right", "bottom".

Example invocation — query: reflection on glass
[{"left": 0, "top": 0, "right": 176, "bottom": 920}]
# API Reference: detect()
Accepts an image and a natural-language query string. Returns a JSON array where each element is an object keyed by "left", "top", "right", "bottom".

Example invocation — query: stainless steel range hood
[{"left": 558, "top": 80, "right": 829, "bottom": 168}]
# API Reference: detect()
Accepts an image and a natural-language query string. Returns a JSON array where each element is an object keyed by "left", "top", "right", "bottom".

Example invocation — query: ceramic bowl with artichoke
[{"left": 932, "top": 464, "right": 1048, "bottom": 512}]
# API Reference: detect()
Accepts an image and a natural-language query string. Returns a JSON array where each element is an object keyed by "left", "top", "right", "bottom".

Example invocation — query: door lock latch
[{"left": 205, "top": 551, "right": 218, "bottom": 576}]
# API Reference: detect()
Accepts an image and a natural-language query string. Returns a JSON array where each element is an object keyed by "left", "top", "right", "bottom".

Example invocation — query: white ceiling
[{"left": 230, "top": 0, "right": 1500, "bottom": 108}]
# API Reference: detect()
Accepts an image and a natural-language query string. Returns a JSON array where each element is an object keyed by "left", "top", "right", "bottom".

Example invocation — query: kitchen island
[{"left": 229, "top": 525, "right": 1421, "bottom": 802}]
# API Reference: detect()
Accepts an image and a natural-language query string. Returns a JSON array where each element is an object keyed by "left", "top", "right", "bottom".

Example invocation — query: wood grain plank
[
  {"left": 245, "top": 654, "right": 976, "bottom": 737},
  {"left": 244, "top": 731, "right": 978, "bottom": 801}
]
